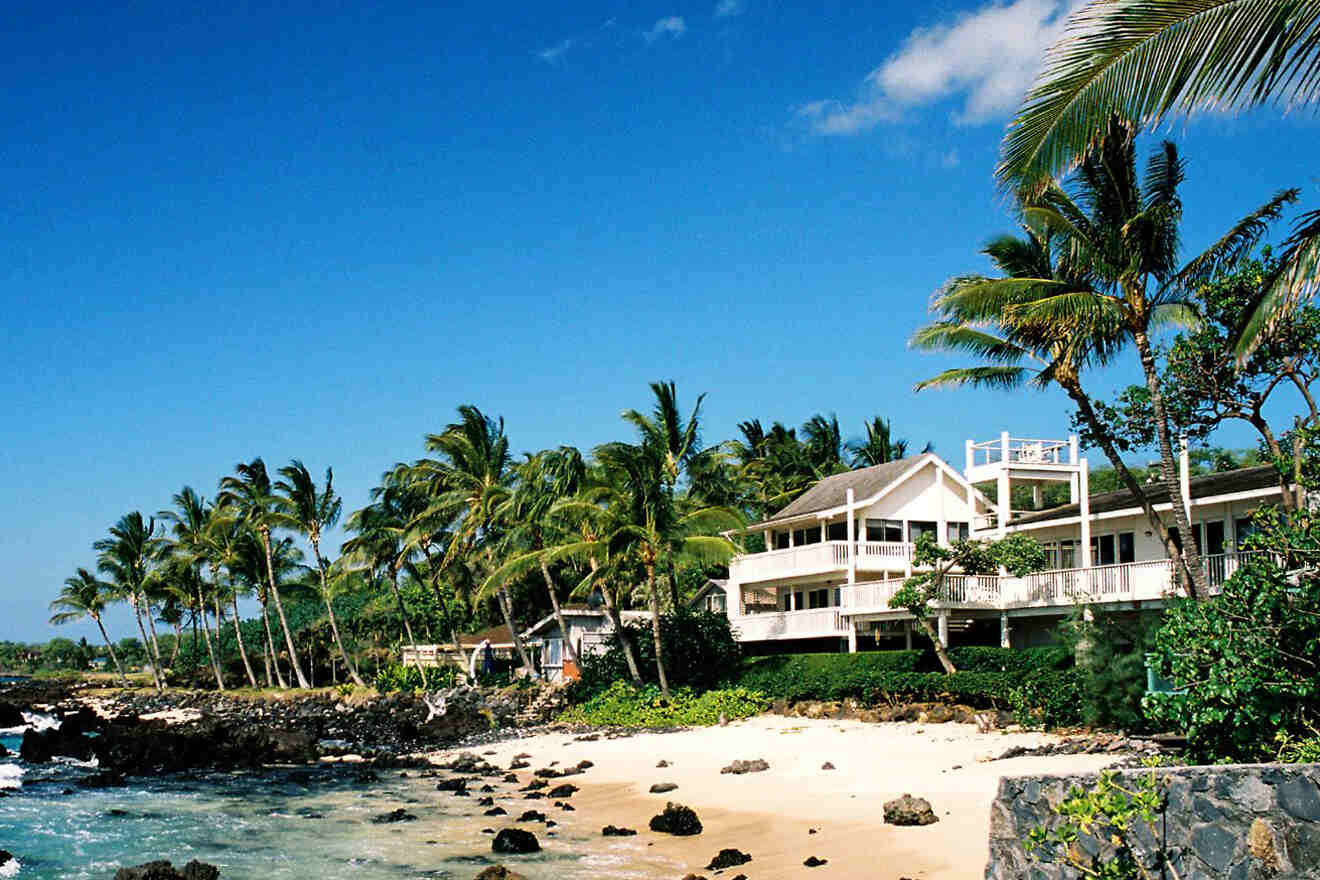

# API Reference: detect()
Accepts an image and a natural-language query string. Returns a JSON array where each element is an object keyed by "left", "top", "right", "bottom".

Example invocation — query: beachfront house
[{"left": 723, "top": 432, "right": 1287, "bottom": 654}]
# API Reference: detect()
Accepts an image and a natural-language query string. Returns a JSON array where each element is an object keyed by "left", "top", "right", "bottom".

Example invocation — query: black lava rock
[
  {"left": 112, "top": 859, "right": 221, "bottom": 880},
  {"left": 707, "top": 849, "right": 752, "bottom": 870},
  {"left": 804, "top": 856, "right": 828, "bottom": 867},
  {"left": 492, "top": 827, "right": 540, "bottom": 854},
  {"left": 372, "top": 808, "right": 417, "bottom": 824},
  {"left": 602, "top": 825, "right": 637, "bottom": 836},
  {"left": 720, "top": 759, "right": 769, "bottom": 775},
  {"left": 649, "top": 782, "right": 678, "bottom": 793},
  {"left": 517, "top": 810, "right": 546, "bottom": 823},
  {"left": 648, "top": 802, "right": 703, "bottom": 836}
]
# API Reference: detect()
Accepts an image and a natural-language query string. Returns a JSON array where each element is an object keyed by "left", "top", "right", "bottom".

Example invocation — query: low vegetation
[{"left": 560, "top": 681, "right": 769, "bottom": 727}]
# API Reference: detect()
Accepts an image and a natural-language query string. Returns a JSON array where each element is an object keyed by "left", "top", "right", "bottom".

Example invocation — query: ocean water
[{"left": 0, "top": 714, "right": 672, "bottom": 880}]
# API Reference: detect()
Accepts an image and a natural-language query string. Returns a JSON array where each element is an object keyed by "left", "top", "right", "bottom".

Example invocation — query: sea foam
[
  {"left": 0, "top": 855, "right": 18, "bottom": 878},
  {"left": 0, "top": 763, "right": 23, "bottom": 790}
]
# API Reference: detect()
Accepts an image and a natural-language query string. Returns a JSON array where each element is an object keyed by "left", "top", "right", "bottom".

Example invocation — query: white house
[{"left": 724, "top": 432, "right": 1284, "bottom": 653}]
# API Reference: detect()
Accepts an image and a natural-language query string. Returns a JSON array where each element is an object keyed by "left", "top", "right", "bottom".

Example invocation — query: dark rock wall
[{"left": 985, "top": 764, "right": 1320, "bottom": 879}]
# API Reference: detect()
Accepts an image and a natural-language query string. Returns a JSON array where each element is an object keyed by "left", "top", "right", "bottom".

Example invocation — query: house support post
[
  {"left": 846, "top": 488, "right": 857, "bottom": 585},
  {"left": 937, "top": 612, "right": 949, "bottom": 648},
  {"left": 903, "top": 620, "right": 913, "bottom": 650},
  {"left": 847, "top": 622, "right": 857, "bottom": 654},
  {"left": 999, "top": 612, "right": 1010, "bottom": 649},
  {"left": 1079, "top": 459, "right": 1092, "bottom": 597}
]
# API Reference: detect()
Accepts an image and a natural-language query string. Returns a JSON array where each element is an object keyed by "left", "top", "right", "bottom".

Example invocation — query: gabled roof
[
  {"left": 1010, "top": 465, "right": 1281, "bottom": 526},
  {"left": 688, "top": 578, "right": 728, "bottom": 607},
  {"left": 772, "top": 456, "right": 921, "bottom": 521}
]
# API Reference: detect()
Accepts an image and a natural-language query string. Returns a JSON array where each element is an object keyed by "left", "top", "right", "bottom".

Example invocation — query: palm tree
[
  {"left": 590, "top": 440, "right": 739, "bottom": 696},
  {"left": 998, "top": 0, "right": 1320, "bottom": 356},
  {"left": 205, "top": 514, "right": 259, "bottom": 687},
  {"left": 159, "top": 488, "right": 226, "bottom": 690},
  {"left": 50, "top": 569, "right": 128, "bottom": 686},
  {"left": 847, "top": 417, "right": 932, "bottom": 467},
  {"left": 95, "top": 512, "right": 165, "bottom": 690},
  {"left": 622, "top": 382, "right": 709, "bottom": 609},
  {"left": 730, "top": 420, "right": 818, "bottom": 517},
  {"left": 410, "top": 406, "right": 534, "bottom": 672},
  {"left": 913, "top": 137, "right": 1295, "bottom": 597},
  {"left": 802, "top": 413, "right": 847, "bottom": 476},
  {"left": 275, "top": 460, "right": 365, "bottom": 687},
  {"left": 218, "top": 458, "right": 312, "bottom": 688},
  {"left": 342, "top": 487, "right": 418, "bottom": 654}
]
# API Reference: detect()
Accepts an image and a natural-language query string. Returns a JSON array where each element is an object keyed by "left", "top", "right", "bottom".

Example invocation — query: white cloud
[
  {"left": 800, "top": 0, "right": 1079, "bottom": 136},
  {"left": 537, "top": 39, "right": 575, "bottom": 64},
  {"left": 714, "top": 0, "right": 745, "bottom": 18},
  {"left": 644, "top": 16, "right": 687, "bottom": 42}
]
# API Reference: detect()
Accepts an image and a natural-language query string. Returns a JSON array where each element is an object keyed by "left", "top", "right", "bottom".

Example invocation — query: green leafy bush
[
  {"left": 560, "top": 681, "right": 770, "bottom": 727},
  {"left": 946, "top": 646, "right": 1071, "bottom": 675},
  {"left": 1058, "top": 613, "right": 1160, "bottom": 732},
  {"left": 575, "top": 610, "right": 741, "bottom": 698},
  {"left": 1144, "top": 508, "right": 1320, "bottom": 762},
  {"left": 374, "top": 662, "right": 457, "bottom": 693},
  {"left": 734, "top": 651, "right": 922, "bottom": 701}
]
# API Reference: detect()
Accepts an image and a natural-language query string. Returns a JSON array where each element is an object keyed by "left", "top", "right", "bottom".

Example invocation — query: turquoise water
[{"left": 0, "top": 718, "right": 670, "bottom": 879}]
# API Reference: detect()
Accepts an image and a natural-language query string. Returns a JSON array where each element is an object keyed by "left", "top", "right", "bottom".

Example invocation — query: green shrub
[
  {"left": 946, "top": 645, "right": 1071, "bottom": 675},
  {"left": 575, "top": 610, "right": 741, "bottom": 698},
  {"left": 1144, "top": 508, "right": 1320, "bottom": 762},
  {"left": 374, "top": 663, "right": 458, "bottom": 693},
  {"left": 1007, "top": 671, "right": 1085, "bottom": 730},
  {"left": 560, "top": 681, "right": 770, "bottom": 727},
  {"left": 1058, "top": 612, "right": 1160, "bottom": 732},
  {"left": 733, "top": 651, "right": 922, "bottom": 701}
]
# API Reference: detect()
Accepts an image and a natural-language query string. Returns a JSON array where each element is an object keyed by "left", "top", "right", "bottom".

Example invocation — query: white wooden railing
[
  {"left": 732, "top": 607, "right": 847, "bottom": 642},
  {"left": 730, "top": 540, "right": 913, "bottom": 583}
]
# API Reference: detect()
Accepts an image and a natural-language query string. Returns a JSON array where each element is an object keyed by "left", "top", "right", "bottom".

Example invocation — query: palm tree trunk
[
  {"left": 497, "top": 588, "right": 535, "bottom": 672},
  {"left": 311, "top": 538, "right": 365, "bottom": 687},
  {"left": 387, "top": 567, "right": 417, "bottom": 646},
  {"left": 141, "top": 595, "right": 166, "bottom": 683},
  {"left": 1064, "top": 381, "right": 1199, "bottom": 593},
  {"left": 419, "top": 545, "right": 466, "bottom": 676},
  {"left": 261, "top": 528, "right": 312, "bottom": 688},
  {"left": 170, "top": 620, "right": 183, "bottom": 666},
  {"left": 599, "top": 581, "right": 643, "bottom": 684},
  {"left": 230, "top": 590, "right": 259, "bottom": 688},
  {"left": 1249, "top": 412, "right": 1297, "bottom": 513},
  {"left": 196, "top": 582, "right": 224, "bottom": 691},
  {"left": 94, "top": 614, "right": 129, "bottom": 687},
  {"left": 259, "top": 597, "right": 287, "bottom": 688},
  {"left": 645, "top": 562, "right": 670, "bottom": 697},
  {"left": 130, "top": 595, "right": 162, "bottom": 690},
  {"left": 1133, "top": 327, "right": 1208, "bottom": 599},
  {"left": 539, "top": 559, "right": 581, "bottom": 668}
]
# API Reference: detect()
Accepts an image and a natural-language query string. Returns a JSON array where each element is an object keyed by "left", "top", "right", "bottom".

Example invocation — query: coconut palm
[
  {"left": 998, "top": 0, "right": 1320, "bottom": 357},
  {"left": 204, "top": 514, "right": 259, "bottom": 687},
  {"left": 275, "top": 460, "right": 365, "bottom": 687},
  {"left": 218, "top": 458, "right": 311, "bottom": 688},
  {"left": 590, "top": 440, "right": 739, "bottom": 696},
  {"left": 729, "top": 420, "right": 818, "bottom": 518},
  {"left": 342, "top": 487, "right": 419, "bottom": 653},
  {"left": 159, "top": 488, "right": 226, "bottom": 690},
  {"left": 847, "top": 417, "right": 932, "bottom": 467},
  {"left": 50, "top": 569, "right": 128, "bottom": 686},
  {"left": 409, "top": 406, "right": 534, "bottom": 672},
  {"left": 94, "top": 512, "right": 165, "bottom": 690}
]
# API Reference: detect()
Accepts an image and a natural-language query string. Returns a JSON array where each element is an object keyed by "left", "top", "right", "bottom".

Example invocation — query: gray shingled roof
[
  {"left": 1011, "top": 465, "right": 1281, "bottom": 526},
  {"left": 753, "top": 455, "right": 930, "bottom": 528}
]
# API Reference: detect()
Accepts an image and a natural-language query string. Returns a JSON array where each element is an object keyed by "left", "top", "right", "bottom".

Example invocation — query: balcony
[
  {"left": 965, "top": 434, "right": 1079, "bottom": 484},
  {"left": 729, "top": 551, "right": 1268, "bottom": 642},
  {"left": 730, "top": 540, "right": 913, "bottom": 584}
]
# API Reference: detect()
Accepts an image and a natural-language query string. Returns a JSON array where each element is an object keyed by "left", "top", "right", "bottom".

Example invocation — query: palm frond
[
  {"left": 999, "top": 0, "right": 1320, "bottom": 186},
  {"left": 1236, "top": 206, "right": 1320, "bottom": 361},
  {"left": 1175, "top": 188, "right": 1300, "bottom": 291},
  {"left": 913, "top": 366, "right": 1030, "bottom": 392}
]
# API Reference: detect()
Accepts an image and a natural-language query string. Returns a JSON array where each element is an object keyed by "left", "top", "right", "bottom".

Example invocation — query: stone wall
[{"left": 985, "top": 763, "right": 1320, "bottom": 879}]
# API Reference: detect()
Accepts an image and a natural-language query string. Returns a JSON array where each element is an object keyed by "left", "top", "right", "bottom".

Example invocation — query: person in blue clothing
[{"left": 480, "top": 639, "right": 495, "bottom": 678}]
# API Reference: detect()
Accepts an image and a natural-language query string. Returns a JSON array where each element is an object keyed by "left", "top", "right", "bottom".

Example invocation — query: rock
[
  {"left": 437, "top": 778, "right": 469, "bottom": 792},
  {"left": 112, "top": 860, "right": 221, "bottom": 880},
  {"left": 372, "top": 808, "right": 417, "bottom": 824},
  {"left": 0, "top": 743, "right": 7, "bottom": 758},
  {"left": 648, "top": 802, "right": 703, "bottom": 836},
  {"left": 477, "top": 796, "right": 495, "bottom": 806},
  {"left": 706, "top": 848, "right": 752, "bottom": 870},
  {"left": 883, "top": 794, "right": 938, "bottom": 826},
  {"left": 20, "top": 723, "right": 95, "bottom": 763},
  {"left": 649, "top": 782, "right": 678, "bottom": 793},
  {"left": 0, "top": 702, "right": 24, "bottom": 727},
  {"left": 473, "top": 867, "right": 527, "bottom": 880},
  {"left": 720, "top": 759, "right": 769, "bottom": 775},
  {"left": 484, "top": 807, "right": 508, "bottom": 817},
  {"left": 656, "top": 760, "right": 669, "bottom": 768},
  {"left": 546, "top": 783, "right": 577, "bottom": 798},
  {"left": 820, "top": 762, "right": 835, "bottom": 770},
  {"left": 492, "top": 828, "right": 540, "bottom": 854},
  {"left": 520, "top": 779, "right": 547, "bottom": 791},
  {"left": 502, "top": 773, "right": 519, "bottom": 783},
  {"left": 509, "top": 760, "right": 529, "bottom": 770},
  {"left": 558, "top": 802, "right": 575, "bottom": 812},
  {"left": 516, "top": 810, "right": 546, "bottom": 823},
  {"left": 601, "top": 825, "right": 637, "bottom": 836},
  {"left": 0, "top": 851, "right": 12, "bottom": 869},
  {"left": 803, "top": 856, "right": 828, "bottom": 867}
]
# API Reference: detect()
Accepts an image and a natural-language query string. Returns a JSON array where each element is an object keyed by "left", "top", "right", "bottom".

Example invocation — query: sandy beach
[{"left": 429, "top": 715, "right": 1124, "bottom": 879}]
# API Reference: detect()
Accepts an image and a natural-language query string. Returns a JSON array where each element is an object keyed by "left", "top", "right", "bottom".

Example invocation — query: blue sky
[{"left": 2, "top": 1, "right": 1316, "bottom": 643}]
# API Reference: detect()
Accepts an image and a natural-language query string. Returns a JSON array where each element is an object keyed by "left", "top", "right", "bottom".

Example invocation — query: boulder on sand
[
  {"left": 649, "top": 782, "right": 678, "bottom": 793},
  {"left": 602, "top": 825, "right": 637, "bottom": 836},
  {"left": 883, "top": 794, "right": 938, "bottom": 826},
  {"left": 492, "top": 828, "right": 540, "bottom": 854},
  {"left": 720, "top": 759, "right": 768, "bottom": 775},
  {"left": 474, "top": 868, "right": 527, "bottom": 880},
  {"left": 649, "top": 802, "right": 703, "bottom": 836},
  {"left": 706, "top": 848, "right": 752, "bottom": 870}
]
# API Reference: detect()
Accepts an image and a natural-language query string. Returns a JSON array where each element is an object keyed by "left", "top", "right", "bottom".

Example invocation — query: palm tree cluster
[{"left": 54, "top": 382, "right": 929, "bottom": 692}]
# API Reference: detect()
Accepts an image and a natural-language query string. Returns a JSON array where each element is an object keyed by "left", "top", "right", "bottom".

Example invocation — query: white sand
[{"left": 430, "top": 716, "right": 1122, "bottom": 879}]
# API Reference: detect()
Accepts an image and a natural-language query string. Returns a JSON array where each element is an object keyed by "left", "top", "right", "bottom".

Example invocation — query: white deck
[
  {"left": 729, "top": 551, "right": 1265, "bottom": 640},
  {"left": 730, "top": 540, "right": 913, "bottom": 583}
]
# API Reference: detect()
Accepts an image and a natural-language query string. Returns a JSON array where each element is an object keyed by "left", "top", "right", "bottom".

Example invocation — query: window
[
  {"left": 1044, "top": 539, "right": 1078, "bottom": 570},
  {"left": 793, "top": 527, "right": 822, "bottom": 546},
  {"left": 1092, "top": 534, "right": 1116, "bottom": 566},
  {"left": 826, "top": 521, "right": 849, "bottom": 542},
  {"left": 1192, "top": 521, "right": 1226, "bottom": 556},
  {"left": 866, "top": 519, "right": 904, "bottom": 542},
  {"left": 1118, "top": 532, "right": 1135, "bottom": 564},
  {"left": 773, "top": 531, "right": 790, "bottom": 550},
  {"left": 1235, "top": 516, "right": 1257, "bottom": 550},
  {"left": 947, "top": 521, "right": 970, "bottom": 542},
  {"left": 543, "top": 638, "right": 562, "bottom": 668},
  {"left": 909, "top": 521, "right": 938, "bottom": 543},
  {"left": 808, "top": 588, "right": 829, "bottom": 609},
  {"left": 707, "top": 594, "right": 726, "bottom": 613}
]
